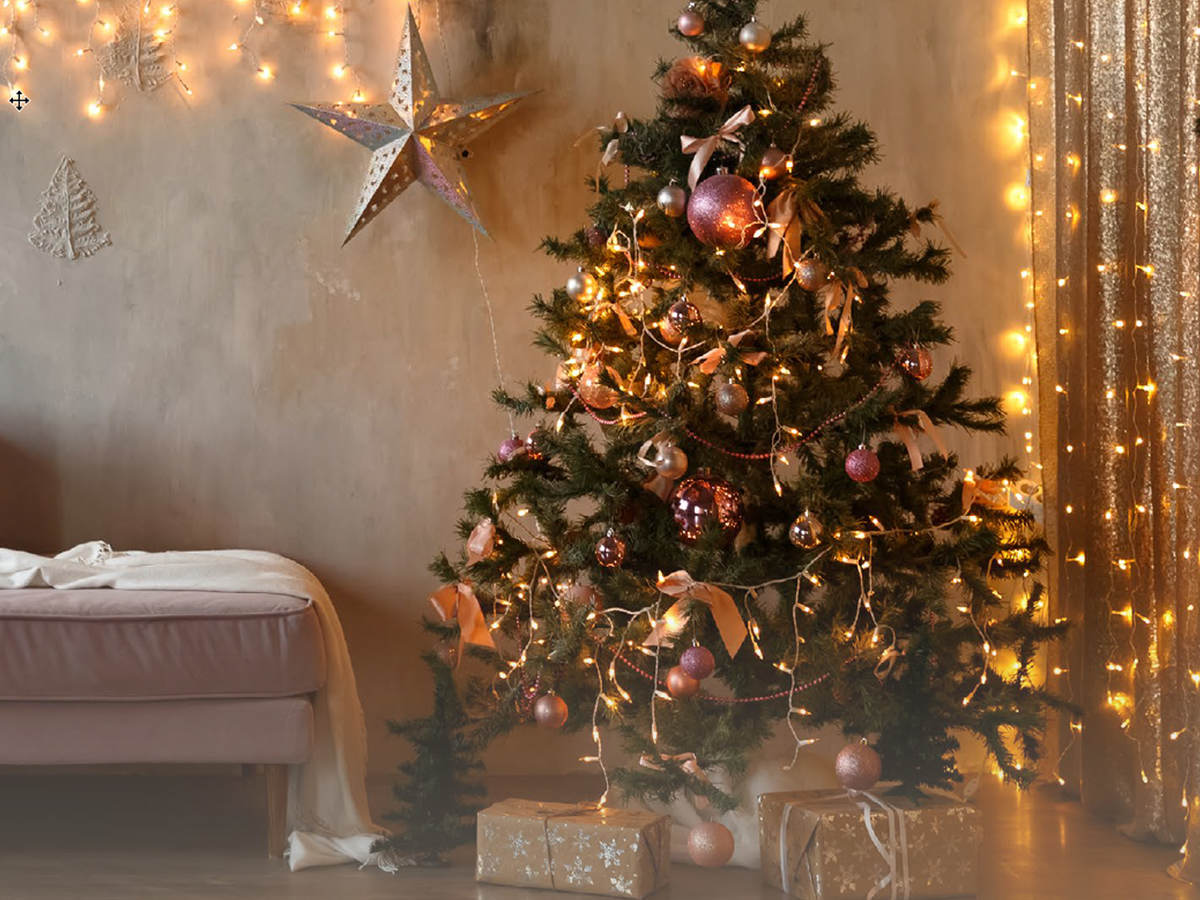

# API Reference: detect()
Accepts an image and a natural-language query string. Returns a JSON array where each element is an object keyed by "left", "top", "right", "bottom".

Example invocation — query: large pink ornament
[
  {"left": 670, "top": 474, "right": 744, "bottom": 544},
  {"left": 845, "top": 445, "right": 880, "bottom": 483},
  {"left": 687, "top": 822, "right": 735, "bottom": 867},
  {"left": 835, "top": 741, "right": 883, "bottom": 791},
  {"left": 686, "top": 172, "right": 759, "bottom": 249}
]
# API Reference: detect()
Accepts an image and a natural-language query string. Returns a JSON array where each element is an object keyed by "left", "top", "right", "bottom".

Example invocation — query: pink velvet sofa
[{"left": 0, "top": 588, "right": 326, "bottom": 856}]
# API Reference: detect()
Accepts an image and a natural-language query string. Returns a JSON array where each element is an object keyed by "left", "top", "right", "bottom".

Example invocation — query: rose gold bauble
[
  {"left": 714, "top": 382, "right": 749, "bottom": 416},
  {"left": 686, "top": 172, "right": 759, "bottom": 249},
  {"left": 524, "top": 429, "right": 547, "bottom": 460},
  {"left": 654, "top": 445, "right": 689, "bottom": 479},
  {"left": 845, "top": 445, "right": 881, "bottom": 483},
  {"left": 788, "top": 511, "right": 823, "bottom": 549},
  {"left": 835, "top": 742, "right": 883, "bottom": 791},
  {"left": 660, "top": 318, "right": 684, "bottom": 345},
  {"left": 533, "top": 694, "right": 569, "bottom": 729},
  {"left": 595, "top": 532, "right": 627, "bottom": 568},
  {"left": 666, "top": 665, "right": 701, "bottom": 698},
  {"left": 897, "top": 345, "right": 934, "bottom": 381},
  {"left": 759, "top": 145, "right": 788, "bottom": 180},
  {"left": 579, "top": 364, "right": 620, "bottom": 409},
  {"left": 677, "top": 7, "right": 705, "bottom": 37},
  {"left": 687, "top": 822, "right": 735, "bottom": 867},
  {"left": 667, "top": 298, "right": 702, "bottom": 333},
  {"left": 795, "top": 258, "right": 829, "bottom": 292},
  {"left": 670, "top": 474, "right": 744, "bottom": 544}
]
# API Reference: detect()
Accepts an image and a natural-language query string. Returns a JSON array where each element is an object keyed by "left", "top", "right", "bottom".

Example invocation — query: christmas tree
[
  {"left": 429, "top": 0, "right": 1068, "bottom": 817},
  {"left": 27, "top": 156, "right": 111, "bottom": 261},
  {"left": 375, "top": 652, "right": 485, "bottom": 865}
]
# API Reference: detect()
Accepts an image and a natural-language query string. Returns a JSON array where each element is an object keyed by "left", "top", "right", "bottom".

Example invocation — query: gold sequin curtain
[{"left": 1027, "top": 0, "right": 1200, "bottom": 853}]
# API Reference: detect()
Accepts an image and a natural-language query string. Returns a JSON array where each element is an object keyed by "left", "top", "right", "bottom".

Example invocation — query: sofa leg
[{"left": 265, "top": 764, "right": 289, "bottom": 859}]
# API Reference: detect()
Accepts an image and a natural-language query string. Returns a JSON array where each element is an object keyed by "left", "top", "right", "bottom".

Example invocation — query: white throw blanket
[{"left": 0, "top": 541, "right": 383, "bottom": 871}]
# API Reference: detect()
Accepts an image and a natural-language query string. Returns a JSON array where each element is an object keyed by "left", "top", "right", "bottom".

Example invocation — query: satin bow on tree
[
  {"left": 694, "top": 329, "right": 769, "bottom": 374},
  {"left": 816, "top": 268, "right": 866, "bottom": 360},
  {"left": 766, "top": 186, "right": 826, "bottom": 276},
  {"left": 680, "top": 105, "right": 756, "bottom": 188},
  {"left": 644, "top": 570, "right": 747, "bottom": 657},
  {"left": 428, "top": 583, "right": 495, "bottom": 656},
  {"left": 891, "top": 410, "right": 948, "bottom": 471}
]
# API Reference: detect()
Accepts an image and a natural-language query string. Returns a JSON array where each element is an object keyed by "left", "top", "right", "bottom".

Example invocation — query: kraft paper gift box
[
  {"left": 759, "top": 789, "right": 982, "bottom": 900},
  {"left": 475, "top": 799, "right": 671, "bottom": 898}
]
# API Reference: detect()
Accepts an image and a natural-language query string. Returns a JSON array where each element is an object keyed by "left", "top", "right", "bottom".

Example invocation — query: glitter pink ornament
[{"left": 845, "top": 445, "right": 880, "bottom": 483}]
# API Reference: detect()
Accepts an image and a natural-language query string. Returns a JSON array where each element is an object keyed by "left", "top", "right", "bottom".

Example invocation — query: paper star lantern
[{"left": 293, "top": 5, "right": 531, "bottom": 244}]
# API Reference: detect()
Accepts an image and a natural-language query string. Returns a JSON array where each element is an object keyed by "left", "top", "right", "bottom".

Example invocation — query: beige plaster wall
[{"left": 0, "top": 0, "right": 1031, "bottom": 778}]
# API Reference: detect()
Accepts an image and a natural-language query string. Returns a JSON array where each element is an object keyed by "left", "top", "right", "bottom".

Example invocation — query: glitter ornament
[
  {"left": 566, "top": 267, "right": 598, "bottom": 302},
  {"left": 585, "top": 224, "right": 607, "bottom": 248},
  {"left": 657, "top": 183, "right": 688, "bottom": 218},
  {"left": 687, "top": 172, "right": 759, "bottom": 250},
  {"left": 788, "top": 511, "right": 823, "bottom": 549},
  {"left": 897, "top": 345, "right": 934, "bottom": 381},
  {"left": 595, "top": 531, "right": 627, "bottom": 568},
  {"left": 738, "top": 18, "right": 772, "bottom": 53},
  {"left": 667, "top": 298, "right": 702, "bottom": 333},
  {"left": 670, "top": 474, "right": 744, "bottom": 544},
  {"left": 835, "top": 741, "right": 883, "bottom": 791},
  {"left": 714, "top": 382, "right": 749, "bottom": 416},
  {"left": 666, "top": 665, "right": 701, "bottom": 698},
  {"left": 498, "top": 436, "right": 525, "bottom": 463},
  {"left": 654, "top": 445, "right": 690, "bottom": 480},
  {"left": 795, "top": 258, "right": 829, "bottom": 292},
  {"left": 533, "top": 694, "right": 569, "bottom": 729},
  {"left": 680, "top": 645, "right": 715, "bottom": 680},
  {"left": 759, "top": 145, "right": 788, "bottom": 180},
  {"left": 677, "top": 6, "right": 705, "bottom": 37},
  {"left": 845, "top": 445, "right": 880, "bottom": 483},
  {"left": 687, "top": 821, "right": 735, "bottom": 867}
]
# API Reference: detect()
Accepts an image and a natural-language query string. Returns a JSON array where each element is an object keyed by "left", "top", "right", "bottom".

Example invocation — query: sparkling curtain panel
[{"left": 1027, "top": 0, "right": 1200, "bottom": 858}]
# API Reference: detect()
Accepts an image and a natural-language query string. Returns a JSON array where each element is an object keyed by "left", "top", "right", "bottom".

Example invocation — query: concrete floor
[{"left": 0, "top": 772, "right": 1192, "bottom": 899}]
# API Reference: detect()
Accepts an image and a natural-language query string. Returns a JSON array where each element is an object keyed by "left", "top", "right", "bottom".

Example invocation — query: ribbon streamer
[
  {"left": 428, "top": 582, "right": 496, "bottom": 654},
  {"left": 766, "top": 187, "right": 803, "bottom": 275},
  {"left": 644, "top": 570, "right": 747, "bottom": 657},
  {"left": 638, "top": 751, "right": 714, "bottom": 810},
  {"left": 695, "top": 329, "right": 769, "bottom": 374},
  {"left": 680, "top": 105, "right": 755, "bottom": 189},
  {"left": 891, "top": 410, "right": 949, "bottom": 472},
  {"left": 574, "top": 111, "right": 629, "bottom": 188},
  {"left": 467, "top": 518, "right": 496, "bottom": 564}
]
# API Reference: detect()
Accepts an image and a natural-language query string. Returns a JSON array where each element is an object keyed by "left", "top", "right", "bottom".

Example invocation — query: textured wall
[{"left": 0, "top": 0, "right": 1030, "bottom": 777}]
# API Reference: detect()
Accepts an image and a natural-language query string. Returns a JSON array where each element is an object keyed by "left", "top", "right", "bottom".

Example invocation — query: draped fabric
[{"left": 1027, "top": 0, "right": 1200, "bottom": 863}]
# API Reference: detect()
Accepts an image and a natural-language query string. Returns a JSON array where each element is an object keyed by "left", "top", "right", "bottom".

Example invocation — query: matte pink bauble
[
  {"left": 666, "top": 665, "right": 701, "bottom": 698},
  {"left": 680, "top": 646, "right": 715, "bottom": 680},
  {"left": 687, "top": 822, "right": 735, "bottom": 867},
  {"left": 845, "top": 445, "right": 880, "bottom": 483},
  {"left": 498, "top": 437, "right": 525, "bottom": 463},
  {"left": 835, "top": 742, "right": 883, "bottom": 791},
  {"left": 677, "top": 8, "right": 705, "bottom": 37},
  {"left": 686, "top": 173, "right": 759, "bottom": 249},
  {"left": 533, "top": 694, "right": 569, "bottom": 729}
]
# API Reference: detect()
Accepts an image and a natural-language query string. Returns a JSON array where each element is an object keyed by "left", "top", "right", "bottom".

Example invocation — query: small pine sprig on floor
[{"left": 373, "top": 651, "right": 485, "bottom": 866}]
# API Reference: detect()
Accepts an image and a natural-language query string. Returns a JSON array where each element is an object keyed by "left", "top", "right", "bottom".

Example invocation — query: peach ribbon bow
[
  {"left": 643, "top": 570, "right": 747, "bottom": 657},
  {"left": 680, "top": 105, "right": 756, "bottom": 188},
  {"left": 891, "top": 410, "right": 948, "bottom": 471},
  {"left": 428, "top": 583, "right": 496, "bottom": 653}
]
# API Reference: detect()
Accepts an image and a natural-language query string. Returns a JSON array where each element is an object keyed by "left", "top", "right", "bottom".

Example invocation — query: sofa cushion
[{"left": 0, "top": 589, "right": 325, "bottom": 701}]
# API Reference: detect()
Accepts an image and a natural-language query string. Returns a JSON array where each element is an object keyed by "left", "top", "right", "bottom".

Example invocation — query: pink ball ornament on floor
[
  {"left": 845, "top": 445, "right": 880, "bottom": 483},
  {"left": 687, "top": 822, "right": 735, "bottom": 867},
  {"left": 680, "top": 645, "right": 715, "bottom": 680},
  {"left": 835, "top": 741, "right": 883, "bottom": 791}
]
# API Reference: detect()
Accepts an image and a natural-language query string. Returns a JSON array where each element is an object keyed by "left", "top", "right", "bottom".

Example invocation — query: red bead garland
[{"left": 615, "top": 651, "right": 830, "bottom": 704}]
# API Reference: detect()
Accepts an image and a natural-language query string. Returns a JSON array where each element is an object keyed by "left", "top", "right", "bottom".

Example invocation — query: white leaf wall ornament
[
  {"left": 98, "top": 5, "right": 172, "bottom": 93},
  {"left": 28, "top": 157, "right": 112, "bottom": 261}
]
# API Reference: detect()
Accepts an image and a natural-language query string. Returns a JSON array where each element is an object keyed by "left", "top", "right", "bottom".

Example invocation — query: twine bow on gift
[
  {"left": 644, "top": 570, "right": 747, "bottom": 657},
  {"left": 779, "top": 791, "right": 912, "bottom": 900},
  {"left": 428, "top": 582, "right": 496, "bottom": 655},
  {"left": 638, "top": 751, "right": 714, "bottom": 809},
  {"left": 891, "top": 409, "right": 948, "bottom": 472},
  {"left": 680, "top": 105, "right": 756, "bottom": 189}
]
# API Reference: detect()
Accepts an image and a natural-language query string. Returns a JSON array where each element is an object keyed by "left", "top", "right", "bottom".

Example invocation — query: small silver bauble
[
  {"left": 739, "top": 19, "right": 772, "bottom": 53},
  {"left": 565, "top": 267, "right": 598, "bottom": 302},
  {"left": 654, "top": 445, "right": 689, "bottom": 479},
  {"left": 657, "top": 183, "right": 688, "bottom": 218},
  {"left": 677, "top": 6, "right": 705, "bottom": 37}
]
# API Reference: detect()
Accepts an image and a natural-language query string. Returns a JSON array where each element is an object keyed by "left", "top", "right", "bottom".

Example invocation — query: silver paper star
[{"left": 293, "top": 5, "right": 530, "bottom": 244}]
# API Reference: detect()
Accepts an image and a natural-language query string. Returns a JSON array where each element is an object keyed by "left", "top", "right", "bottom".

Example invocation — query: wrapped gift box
[
  {"left": 476, "top": 798, "right": 671, "bottom": 898},
  {"left": 759, "top": 789, "right": 981, "bottom": 899}
]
